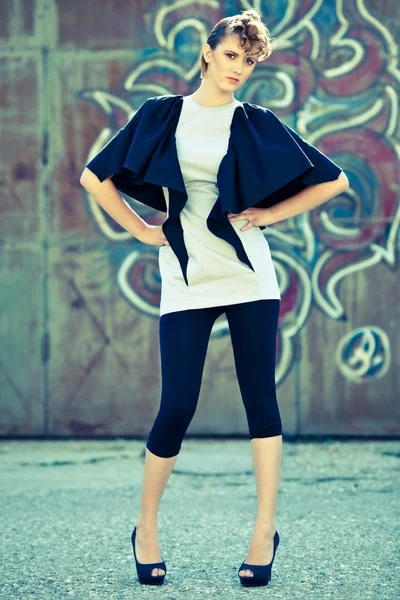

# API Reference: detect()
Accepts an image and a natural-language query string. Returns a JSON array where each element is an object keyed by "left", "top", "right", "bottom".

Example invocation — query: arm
[
  {"left": 80, "top": 168, "right": 169, "bottom": 246},
  {"left": 229, "top": 171, "right": 349, "bottom": 229},
  {"left": 80, "top": 168, "right": 148, "bottom": 239},
  {"left": 264, "top": 170, "right": 349, "bottom": 225}
]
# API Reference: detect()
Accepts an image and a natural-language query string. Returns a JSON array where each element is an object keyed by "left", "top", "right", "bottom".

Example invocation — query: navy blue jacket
[{"left": 85, "top": 94, "right": 343, "bottom": 285}]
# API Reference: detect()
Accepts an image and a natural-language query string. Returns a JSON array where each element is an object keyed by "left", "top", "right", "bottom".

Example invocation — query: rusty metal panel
[
  {"left": 0, "top": 0, "right": 35, "bottom": 40},
  {"left": 47, "top": 247, "right": 163, "bottom": 437},
  {"left": 294, "top": 0, "right": 400, "bottom": 434},
  {"left": 300, "top": 265, "right": 400, "bottom": 435},
  {"left": 0, "top": 55, "right": 40, "bottom": 240},
  {"left": 57, "top": 0, "right": 154, "bottom": 50},
  {"left": 367, "top": 0, "right": 400, "bottom": 20},
  {"left": 0, "top": 248, "right": 44, "bottom": 435},
  {"left": 0, "top": 0, "right": 399, "bottom": 437},
  {"left": 0, "top": 50, "right": 44, "bottom": 435}
]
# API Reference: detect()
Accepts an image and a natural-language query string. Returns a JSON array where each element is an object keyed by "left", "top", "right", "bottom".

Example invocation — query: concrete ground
[{"left": 0, "top": 438, "right": 399, "bottom": 599}]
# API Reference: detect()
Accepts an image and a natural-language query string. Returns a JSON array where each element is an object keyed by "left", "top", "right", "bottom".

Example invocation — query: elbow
[
  {"left": 80, "top": 167, "right": 96, "bottom": 189},
  {"left": 80, "top": 169, "right": 89, "bottom": 188},
  {"left": 337, "top": 170, "right": 350, "bottom": 191},
  {"left": 80, "top": 167, "right": 108, "bottom": 188}
]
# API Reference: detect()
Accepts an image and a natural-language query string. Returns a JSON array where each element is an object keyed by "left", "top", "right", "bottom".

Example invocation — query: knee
[
  {"left": 145, "top": 403, "right": 196, "bottom": 457},
  {"left": 249, "top": 420, "right": 283, "bottom": 438},
  {"left": 146, "top": 417, "right": 191, "bottom": 459},
  {"left": 145, "top": 441, "right": 181, "bottom": 459},
  {"left": 156, "top": 403, "right": 196, "bottom": 430}
]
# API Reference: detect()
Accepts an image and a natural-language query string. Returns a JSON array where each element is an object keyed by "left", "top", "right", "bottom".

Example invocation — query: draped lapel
[
  {"left": 150, "top": 96, "right": 190, "bottom": 284},
  {"left": 156, "top": 96, "right": 317, "bottom": 285},
  {"left": 160, "top": 96, "right": 258, "bottom": 283}
]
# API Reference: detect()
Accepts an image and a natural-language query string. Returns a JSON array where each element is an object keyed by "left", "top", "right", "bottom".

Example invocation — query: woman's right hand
[{"left": 138, "top": 223, "right": 170, "bottom": 247}]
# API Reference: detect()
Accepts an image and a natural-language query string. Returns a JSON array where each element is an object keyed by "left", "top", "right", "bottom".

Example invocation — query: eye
[{"left": 226, "top": 52, "right": 254, "bottom": 65}]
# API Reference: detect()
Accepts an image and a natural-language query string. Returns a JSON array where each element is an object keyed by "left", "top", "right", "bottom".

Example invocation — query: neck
[{"left": 191, "top": 79, "right": 235, "bottom": 107}]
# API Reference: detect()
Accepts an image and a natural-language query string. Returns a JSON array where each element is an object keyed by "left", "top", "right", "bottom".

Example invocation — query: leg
[
  {"left": 147, "top": 305, "right": 223, "bottom": 457},
  {"left": 225, "top": 299, "right": 282, "bottom": 577},
  {"left": 135, "top": 306, "right": 222, "bottom": 576}
]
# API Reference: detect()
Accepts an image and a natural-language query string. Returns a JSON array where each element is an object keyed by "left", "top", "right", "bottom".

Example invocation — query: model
[{"left": 80, "top": 9, "right": 349, "bottom": 588}]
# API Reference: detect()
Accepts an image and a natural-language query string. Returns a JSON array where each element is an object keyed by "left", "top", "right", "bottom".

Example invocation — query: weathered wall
[{"left": 0, "top": 0, "right": 399, "bottom": 438}]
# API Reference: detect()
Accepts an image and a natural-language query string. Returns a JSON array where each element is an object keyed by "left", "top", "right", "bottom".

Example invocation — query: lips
[{"left": 227, "top": 77, "right": 239, "bottom": 82}]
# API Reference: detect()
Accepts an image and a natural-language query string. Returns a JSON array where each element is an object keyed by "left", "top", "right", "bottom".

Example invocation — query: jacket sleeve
[
  {"left": 253, "top": 114, "right": 344, "bottom": 229},
  {"left": 85, "top": 99, "right": 149, "bottom": 182},
  {"left": 280, "top": 121, "right": 343, "bottom": 185},
  {"left": 84, "top": 98, "right": 167, "bottom": 212}
]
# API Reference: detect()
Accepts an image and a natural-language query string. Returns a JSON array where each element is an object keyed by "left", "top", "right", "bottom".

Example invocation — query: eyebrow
[{"left": 225, "top": 49, "right": 258, "bottom": 59}]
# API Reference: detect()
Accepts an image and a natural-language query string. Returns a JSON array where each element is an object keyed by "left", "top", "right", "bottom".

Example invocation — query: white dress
[{"left": 158, "top": 94, "right": 281, "bottom": 316}]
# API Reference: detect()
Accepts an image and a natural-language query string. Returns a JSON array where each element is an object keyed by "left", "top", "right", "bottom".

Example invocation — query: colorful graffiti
[
  {"left": 335, "top": 326, "right": 390, "bottom": 382},
  {"left": 80, "top": 0, "right": 400, "bottom": 385}
]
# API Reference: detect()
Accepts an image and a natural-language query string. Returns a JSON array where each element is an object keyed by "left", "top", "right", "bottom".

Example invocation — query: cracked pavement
[{"left": 0, "top": 439, "right": 399, "bottom": 599}]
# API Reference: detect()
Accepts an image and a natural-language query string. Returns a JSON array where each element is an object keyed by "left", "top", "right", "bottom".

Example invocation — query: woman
[{"left": 80, "top": 10, "right": 349, "bottom": 588}]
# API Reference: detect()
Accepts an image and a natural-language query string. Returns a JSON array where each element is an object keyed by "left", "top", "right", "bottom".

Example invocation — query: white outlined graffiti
[
  {"left": 80, "top": 0, "right": 399, "bottom": 384},
  {"left": 335, "top": 326, "right": 391, "bottom": 382}
]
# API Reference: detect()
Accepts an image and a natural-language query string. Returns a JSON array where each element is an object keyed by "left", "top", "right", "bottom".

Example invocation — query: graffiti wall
[{"left": 0, "top": 0, "right": 399, "bottom": 437}]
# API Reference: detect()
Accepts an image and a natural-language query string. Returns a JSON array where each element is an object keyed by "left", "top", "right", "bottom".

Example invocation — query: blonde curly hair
[{"left": 200, "top": 10, "right": 273, "bottom": 79}]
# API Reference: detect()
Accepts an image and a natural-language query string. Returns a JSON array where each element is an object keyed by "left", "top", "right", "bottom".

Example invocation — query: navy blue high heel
[
  {"left": 131, "top": 526, "right": 167, "bottom": 585},
  {"left": 238, "top": 530, "right": 279, "bottom": 586}
]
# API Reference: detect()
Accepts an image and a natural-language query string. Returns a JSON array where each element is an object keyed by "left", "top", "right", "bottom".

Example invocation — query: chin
[{"left": 222, "top": 80, "right": 239, "bottom": 88}]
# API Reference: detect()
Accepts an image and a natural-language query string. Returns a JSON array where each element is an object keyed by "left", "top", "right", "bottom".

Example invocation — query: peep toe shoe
[
  {"left": 237, "top": 530, "right": 280, "bottom": 587},
  {"left": 131, "top": 526, "right": 167, "bottom": 585}
]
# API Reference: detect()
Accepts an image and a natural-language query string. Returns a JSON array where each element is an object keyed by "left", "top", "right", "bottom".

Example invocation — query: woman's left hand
[{"left": 228, "top": 207, "right": 274, "bottom": 231}]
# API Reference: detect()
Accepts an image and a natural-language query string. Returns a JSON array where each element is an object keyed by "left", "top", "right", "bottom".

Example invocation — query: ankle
[
  {"left": 136, "top": 516, "right": 158, "bottom": 531},
  {"left": 254, "top": 519, "right": 276, "bottom": 536}
]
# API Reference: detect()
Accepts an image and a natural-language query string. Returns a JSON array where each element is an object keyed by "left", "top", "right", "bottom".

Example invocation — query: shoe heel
[
  {"left": 131, "top": 526, "right": 167, "bottom": 585},
  {"left": 238, "top": 530, "right": 279, "bottom": 587}
]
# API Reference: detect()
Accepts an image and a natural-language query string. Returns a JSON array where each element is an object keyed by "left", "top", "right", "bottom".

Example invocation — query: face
[{"left": 202, "top": 32, "right": 258, "bottom": 89}]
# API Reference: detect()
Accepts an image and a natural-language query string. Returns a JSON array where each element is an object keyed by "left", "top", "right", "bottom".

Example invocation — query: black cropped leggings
[{"left": 146, "top": 299, "right": 282, "bottom": 458}]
